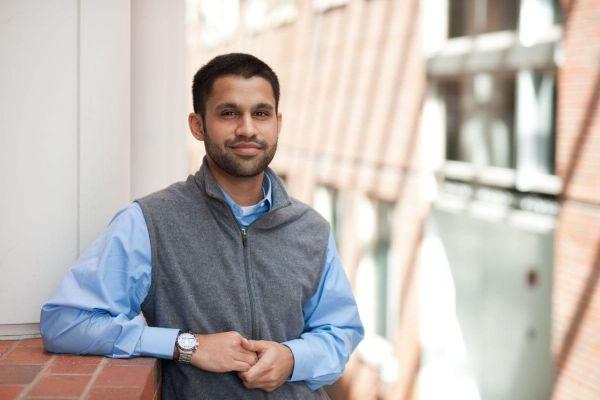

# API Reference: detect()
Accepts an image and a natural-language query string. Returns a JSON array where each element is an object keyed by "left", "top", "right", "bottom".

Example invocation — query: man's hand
[
  {"left": 191, "top": 331, "right": 258, "bottom": 373},
  {"left": 238, "top": 340, "right": 294, "bottom": 392}
]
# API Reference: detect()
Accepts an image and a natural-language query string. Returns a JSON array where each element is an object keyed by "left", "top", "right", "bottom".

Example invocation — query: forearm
[{"left": 40, "top": 305, "right": 178, "bottom": 359}]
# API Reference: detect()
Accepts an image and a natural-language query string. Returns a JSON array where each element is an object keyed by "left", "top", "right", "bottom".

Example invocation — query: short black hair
[{"left": 192, "top": 53, "right": 280, "bottom": 119}]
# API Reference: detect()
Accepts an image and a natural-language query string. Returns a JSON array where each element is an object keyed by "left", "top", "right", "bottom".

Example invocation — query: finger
[
  {"left": 241, "top": 378, "right": 256, "bottom": 390},
  {"left": 235, "top": 352, "right": 258, "bottom": 366},
  {"left": 242, "top": 362, "right": 265, "bottom": 383},
  {"left": 238, "top": 348, "right": 259, "bottom": 359},
  {"left": 231, "top": 361, "right": 253, "bottom": 372},
  {"left": 248, "top": 339, "right": 268, "bottom": 352},
  {"left": 240, "top": 337, "right": 255, "bottom": 352}
]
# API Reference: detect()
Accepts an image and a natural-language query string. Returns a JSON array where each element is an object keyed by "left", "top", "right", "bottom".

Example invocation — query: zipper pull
[{"left": 241, "top": 228, "right": 248, "bottom": 247}]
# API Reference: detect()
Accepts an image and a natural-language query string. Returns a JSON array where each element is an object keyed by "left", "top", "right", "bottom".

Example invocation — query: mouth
[{"left": 228, "top": 142, "right": 263, "bottom": 156}]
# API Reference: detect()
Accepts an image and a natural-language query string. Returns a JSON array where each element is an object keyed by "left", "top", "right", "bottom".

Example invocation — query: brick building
[{"left": 187, "top": 0, "right": 599, "bottom": 399}]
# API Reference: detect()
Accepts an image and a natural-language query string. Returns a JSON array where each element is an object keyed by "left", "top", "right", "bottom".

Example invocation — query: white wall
[
  {"left": 131, "top": 0, "right": 188, "bottom": 199},
  {"left": 0, "top": 0, "right": 188, "bottom": 336}
]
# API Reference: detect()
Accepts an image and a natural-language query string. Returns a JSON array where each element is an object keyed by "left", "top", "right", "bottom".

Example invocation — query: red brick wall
[{"left": 553, "top": 1, "right": 600, "bottom": 399}]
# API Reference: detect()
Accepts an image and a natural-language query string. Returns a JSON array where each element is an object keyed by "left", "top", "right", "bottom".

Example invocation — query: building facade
[{"left": 187, "top": 0, "right": 599, "bottom": 399}]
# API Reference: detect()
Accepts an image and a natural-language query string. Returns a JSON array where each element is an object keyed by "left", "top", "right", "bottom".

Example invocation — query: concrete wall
[{"left": 0, "top": 0, "right": 188, "bottom": 336}]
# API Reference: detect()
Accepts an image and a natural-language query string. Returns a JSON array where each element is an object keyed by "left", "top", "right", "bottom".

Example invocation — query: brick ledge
[{"left": 0, "top": 339, "right": 160, "bottom": 400}]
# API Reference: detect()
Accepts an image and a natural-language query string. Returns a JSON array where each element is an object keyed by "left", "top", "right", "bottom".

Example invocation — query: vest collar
[{"left": 194, "top": 156, "right": 292, "bottom": 213}]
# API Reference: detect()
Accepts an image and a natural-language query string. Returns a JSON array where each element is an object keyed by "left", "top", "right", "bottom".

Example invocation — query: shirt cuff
[
  {"left": 282, "top": 338, "right": 313, "bottom": 382},
  {"left": 137, "top": 326, "right": 180, "bottom": 359}
]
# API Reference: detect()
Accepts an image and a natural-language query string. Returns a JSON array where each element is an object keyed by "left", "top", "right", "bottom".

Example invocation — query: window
[
  {"left": 449, "top": 0, "right": 519, "bottom": 38},
  {"left": 373, "top": 201, "right": 393, "bottom": 339},
  {"left": 427, "top": 0, "right": 561, "bottom": 192},
  {"left": 313, "top": 185, "right": 341, "bottom": 243},
  {"left": 515, "top": 70, "right": 556, "bottom": 180},
  {"left": 355, "top": 198, "right": 395, "bottom": 341},
  {"left": 440, "top": 73, "right": 516, "bottom": 169}
]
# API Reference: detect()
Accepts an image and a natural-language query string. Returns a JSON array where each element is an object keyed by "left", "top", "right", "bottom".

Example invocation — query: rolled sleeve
[
  {"left": 282, "top": 338, "right": 314, "bottom": 381},
  {"left": 137, "top": 326, "right": 180, "bottom": 359}
]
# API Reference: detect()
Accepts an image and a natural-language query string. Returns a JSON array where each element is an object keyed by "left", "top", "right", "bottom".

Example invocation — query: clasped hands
[{"left": 189, "top": 331, "right": 294, "bottom": 393}]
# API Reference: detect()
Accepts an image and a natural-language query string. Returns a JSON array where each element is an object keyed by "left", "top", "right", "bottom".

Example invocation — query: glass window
[
  {"left": 439, "top": 73, "right": 516, "bottom": 169},
  {"left": 313, "top": 186, "right": 342, "bottom": 243},
  {"left": 516, "top": 70, "right": 556, "bottom": 178},
  {"left": 355, "top": 198, "right": 395, "bottom": 340},
  {"left": 448, "top": 0, "right": 474, "bottom": 38},
  {"left": 374, "top": 201, "right": 393, "bottom": 339},
  {"left": 485, "top": 0, "right": 519, "bottom": 33},
  {"left": 519, "top": 0, "right": 562, "bottom": 46},
  {"left": 448, "top": 0, "right": 519, "bottom": 38}
]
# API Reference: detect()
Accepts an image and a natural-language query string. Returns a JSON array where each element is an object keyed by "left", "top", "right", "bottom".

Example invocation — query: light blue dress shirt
[{"left": 40, "top": 175, "right": 364, "bottom": 390}]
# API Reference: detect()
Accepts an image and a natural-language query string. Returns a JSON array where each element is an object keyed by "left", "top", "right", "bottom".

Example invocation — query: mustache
[{"left": 226, "top": 138, "right": 267, "bottom": 148}]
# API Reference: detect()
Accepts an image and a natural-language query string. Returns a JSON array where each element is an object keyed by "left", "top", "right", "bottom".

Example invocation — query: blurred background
[{"left": 1, "top": 0, "right": 599, "bottom": 399}]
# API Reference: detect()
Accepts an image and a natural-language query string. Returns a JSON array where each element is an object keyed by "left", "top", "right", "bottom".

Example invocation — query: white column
[
  {"left": 131, "top": 0, "right": 188, "bottom": 200},
  {"left": 0, "top": 0, "right": 80, "bottom": 334},
  {"left": 79, "top": 0, "right": 132, "bottom": 251},
  {"left": 0, "top": 0, "right": 189, "bottom": 338}
]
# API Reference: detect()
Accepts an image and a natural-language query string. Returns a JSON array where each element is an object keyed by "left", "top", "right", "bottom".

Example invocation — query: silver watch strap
[{"left": 178, "top": 349, "right": 193, "bottom": 363}]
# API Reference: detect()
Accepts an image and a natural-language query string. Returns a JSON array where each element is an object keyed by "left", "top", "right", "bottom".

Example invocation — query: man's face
[{"left": 196, "top": 75, "right": 281, "bottom": 178}]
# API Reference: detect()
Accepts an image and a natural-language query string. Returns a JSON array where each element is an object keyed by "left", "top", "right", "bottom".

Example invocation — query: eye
[
  {"left": 221, "top": 110, "right": 238, "bottom": 118},
  {"left": 254, "top": 111, "right": 270, "bottom": 118}
]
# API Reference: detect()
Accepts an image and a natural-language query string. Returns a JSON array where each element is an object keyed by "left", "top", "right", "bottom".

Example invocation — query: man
[{"left": 41, "top": 53, "right": 363, "bottom": 399}]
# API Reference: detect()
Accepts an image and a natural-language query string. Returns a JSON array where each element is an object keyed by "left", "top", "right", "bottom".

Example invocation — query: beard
[{"left": 203, "top": 128, "right": 277, "bottom": 178}]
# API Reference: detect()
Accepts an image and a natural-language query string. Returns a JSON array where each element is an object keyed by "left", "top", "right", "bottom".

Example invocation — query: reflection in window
[
  {"left": 516, "top": 70, "right": 556, "bottom": 178},
  {"left": 439, "top": 74, "right": 516, "bottom": 169},
  {"left": 519, "top": 0, "right": 562, "bottom": 46}
]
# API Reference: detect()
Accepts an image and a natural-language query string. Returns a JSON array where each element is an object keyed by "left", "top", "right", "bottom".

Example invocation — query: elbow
[
  {"left": 39, "top": 304, "right": 81, "bottom": 355},
  {"left": 39, "top": 305, "right": 63, "bottom": 353}
]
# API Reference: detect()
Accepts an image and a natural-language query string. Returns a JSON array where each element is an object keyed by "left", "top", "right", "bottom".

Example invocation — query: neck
[{"left": 205, "top": 157, "right": 264, "bottom": 206}]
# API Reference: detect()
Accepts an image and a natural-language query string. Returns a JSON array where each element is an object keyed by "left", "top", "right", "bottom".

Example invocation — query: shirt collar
[{"left": 220, "top": 174, "right": 272, "bottom": 218}]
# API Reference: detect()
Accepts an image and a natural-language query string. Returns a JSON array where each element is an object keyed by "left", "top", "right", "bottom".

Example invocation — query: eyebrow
[
  {"left": 254, "top": 103, "right": 274, "bottom": 111},
  {"left": 214, "top": 102, "right": 274, "bottom": 111},
  {"left": 215, "top": 102, "right": 239, "bottom": 110}
]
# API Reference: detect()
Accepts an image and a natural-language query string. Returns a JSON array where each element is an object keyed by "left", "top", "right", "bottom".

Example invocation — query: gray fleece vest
[{"left": 137, "top": 161, "right": 330, "bottom": 400}]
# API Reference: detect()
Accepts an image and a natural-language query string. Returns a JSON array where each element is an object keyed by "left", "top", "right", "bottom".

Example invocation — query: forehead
[{"left": 206, "top": 75, "right": 276, "bottom": 108}]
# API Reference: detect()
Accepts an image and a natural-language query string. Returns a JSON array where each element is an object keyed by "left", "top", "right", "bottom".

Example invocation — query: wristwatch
[{"left": 176, "top": 332, "right": 198, "bottom": 363}]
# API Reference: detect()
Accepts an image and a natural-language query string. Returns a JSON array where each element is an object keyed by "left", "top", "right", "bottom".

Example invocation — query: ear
[
  {"left": 276, "top": 112, "right": 282, "bottom": 136},
  {"left": 188, "top": 113, "right": 205, "bottom": 141}
]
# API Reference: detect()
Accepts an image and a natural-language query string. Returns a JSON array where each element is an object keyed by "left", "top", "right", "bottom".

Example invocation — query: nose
[{"left": 235, "top": 113, "right": 258, "bottom": 138}]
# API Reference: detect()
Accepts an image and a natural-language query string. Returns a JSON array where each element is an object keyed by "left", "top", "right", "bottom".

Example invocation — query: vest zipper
[{"left": 241, "top": 228, "right": 257, "bottom": 339}]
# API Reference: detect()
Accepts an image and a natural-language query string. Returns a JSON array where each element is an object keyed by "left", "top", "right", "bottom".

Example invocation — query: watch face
[{"left": 177, "top": 333, "right": 197, "bottom": 350}]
